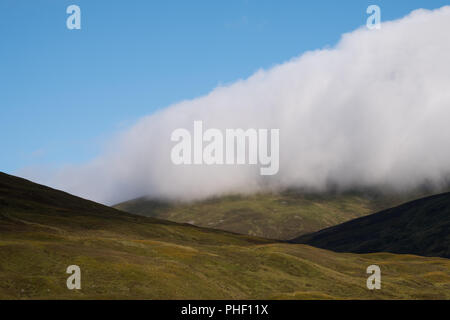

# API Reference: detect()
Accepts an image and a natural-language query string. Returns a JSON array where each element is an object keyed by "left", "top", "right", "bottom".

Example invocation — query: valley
[{"left": 0, "top": 172, "right": 449, "bottom": 299}]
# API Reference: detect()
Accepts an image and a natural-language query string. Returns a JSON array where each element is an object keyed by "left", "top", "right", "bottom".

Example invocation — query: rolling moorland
[
  {"left": 114, "top": 188, "right": 443, "bottom": 240},
  {"left": 0, "top": 172, "right": 449, "bottom": 299}
]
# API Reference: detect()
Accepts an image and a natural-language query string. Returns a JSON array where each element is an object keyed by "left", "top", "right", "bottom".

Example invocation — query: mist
[{"left": 24, "top": 6, "right": 450, "bottom": 204}]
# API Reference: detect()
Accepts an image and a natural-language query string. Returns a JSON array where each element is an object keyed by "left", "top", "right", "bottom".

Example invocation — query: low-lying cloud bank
[{"left": 27, "top": 7, "right": 450, "bottom": 204}]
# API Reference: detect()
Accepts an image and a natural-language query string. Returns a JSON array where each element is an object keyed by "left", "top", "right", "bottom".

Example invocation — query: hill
[
  {"left": 0, "top": 172, "right": 449, "bottom": 299},
  {"left": 114, "top": 190, "right": 435, "bottom": 240},
  {"left": 293, "top": 192, "right": 450, "bottom": 258}
]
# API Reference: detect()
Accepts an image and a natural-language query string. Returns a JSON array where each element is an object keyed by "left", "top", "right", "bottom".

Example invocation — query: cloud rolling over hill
[{"left": 24, "top": 6, "right": 450, "bottom": 204}]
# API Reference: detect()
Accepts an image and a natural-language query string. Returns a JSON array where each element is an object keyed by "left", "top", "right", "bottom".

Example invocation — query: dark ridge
[{"left": 292, "top": 192, "right": 450, "bottom": 258}]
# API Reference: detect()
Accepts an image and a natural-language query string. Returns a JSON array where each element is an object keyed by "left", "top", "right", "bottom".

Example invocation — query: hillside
[
  {"left": 294, "top": 192, "right": 450, "bottom": 259},
  {"left": 114, "top": 190, "right": 435, "bottom": 240},
  {"left": 0, "top": 172, "right": 449, "bottom": 299}
]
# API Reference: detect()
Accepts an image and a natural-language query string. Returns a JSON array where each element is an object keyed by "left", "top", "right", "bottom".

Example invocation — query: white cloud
[{"left": 24, "top": 6, "right": 450, "bottom": 204}]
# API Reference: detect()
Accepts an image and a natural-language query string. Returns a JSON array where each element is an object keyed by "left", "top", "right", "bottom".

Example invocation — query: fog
[{"left": 25, "top": 7, "right": 450, "bottom": 204}]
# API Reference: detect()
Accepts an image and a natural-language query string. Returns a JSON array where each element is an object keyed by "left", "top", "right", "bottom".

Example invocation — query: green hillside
[
  {"left": 114, "top": 190, "right": 433, "bottom": 240},
  {"left": 294, "top": 192, "right": 450, "bottom": 259},
  {"left": 0, "top": 172, "right": 449, "bottom": 299}
]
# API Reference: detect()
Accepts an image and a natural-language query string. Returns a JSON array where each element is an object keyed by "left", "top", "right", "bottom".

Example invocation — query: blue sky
[{"left": 1, "top": 0, "right": 448, "bottom": 174}]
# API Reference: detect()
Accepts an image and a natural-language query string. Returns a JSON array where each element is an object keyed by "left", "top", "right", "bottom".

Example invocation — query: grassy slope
[
  {"left": 114, "top": 190, "right": 433, "bottom": 240},
  {"left": 0, "top": 172, "right": 449, "bottom": 299},
  {"left": 294, "top": 192, "right": 450, "bottom": 259}
]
